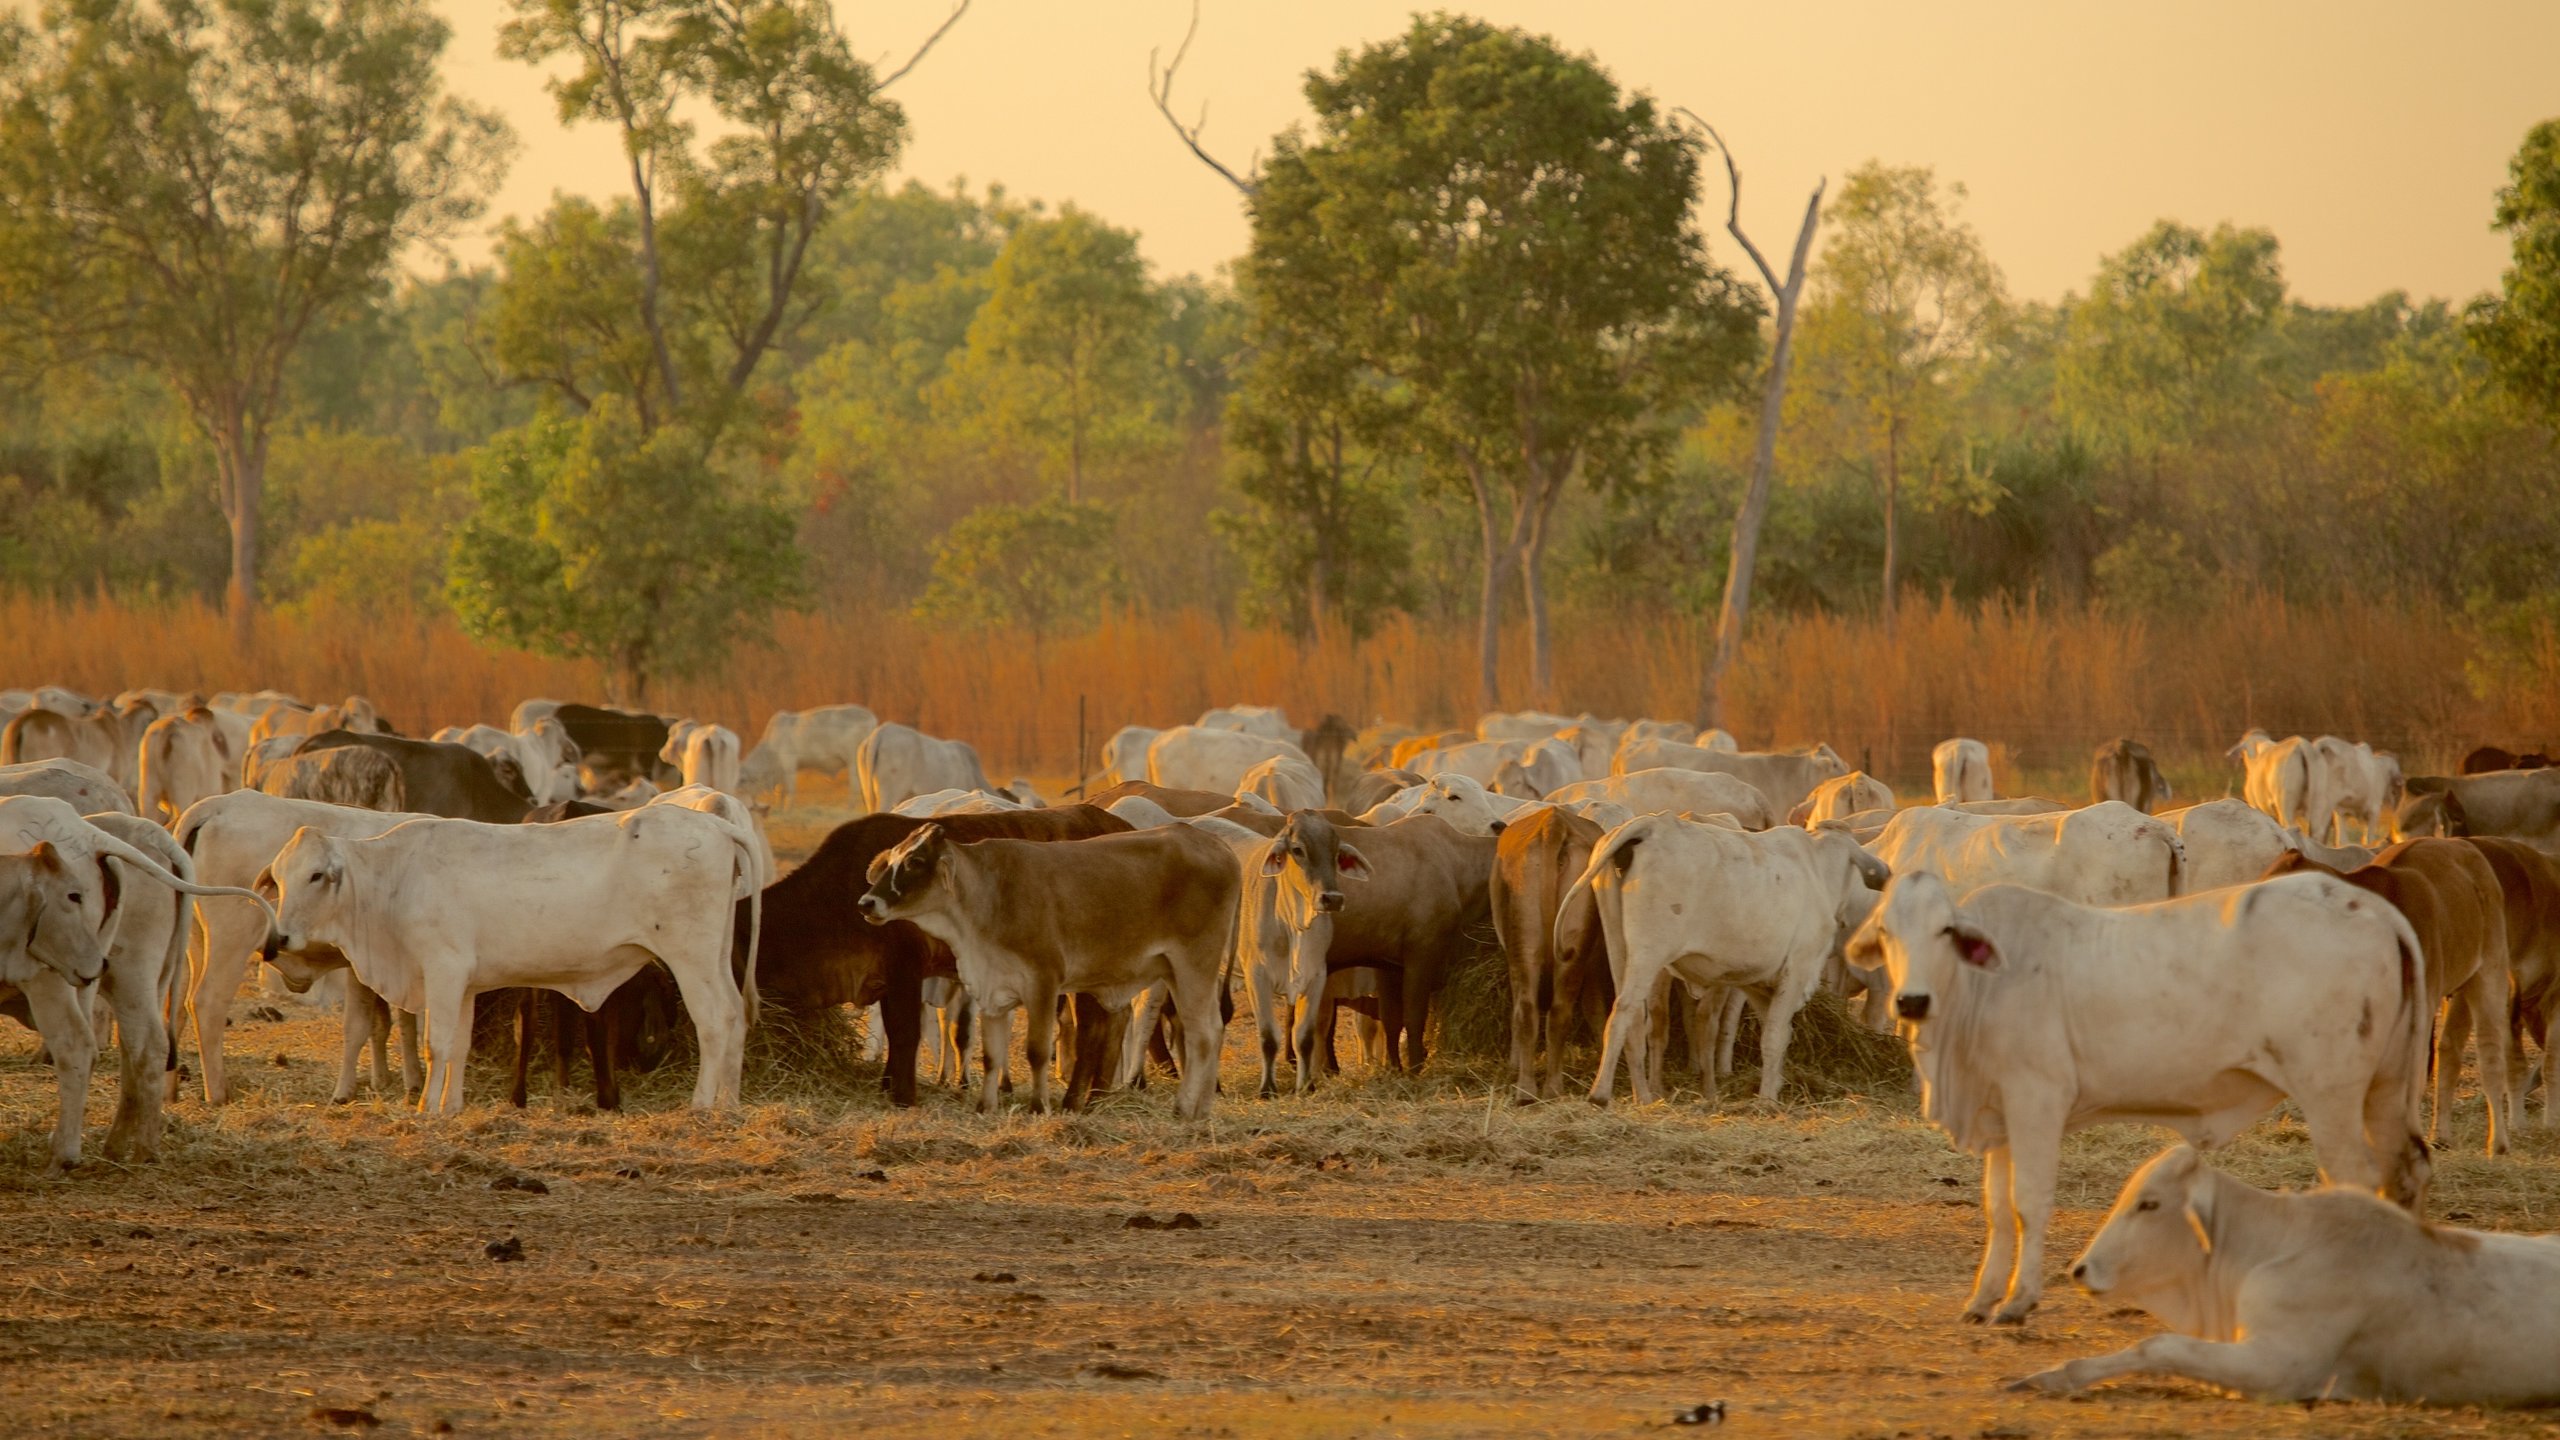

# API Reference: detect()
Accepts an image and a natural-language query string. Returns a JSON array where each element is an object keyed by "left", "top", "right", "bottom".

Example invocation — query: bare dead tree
[
  {"left": 877, "top": 0, "right": 970, "bottom": 90},
  {"left": 1148, "top": 0, "right": 1255, "bottom": 196},
  {"left": 1679, "top": 109, "right": 1824, "bottom": 731}
]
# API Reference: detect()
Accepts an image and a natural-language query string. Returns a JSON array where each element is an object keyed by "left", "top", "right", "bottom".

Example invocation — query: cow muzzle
[
  {"left": 857, "top": 893, "right": 890, "bottom": 925},
  {"left": 1895, "top": 992, "right": 1931, "bottom": 1021},
  {"left": 1318, "top": 889, "right": 1345, "bottom": 913}
]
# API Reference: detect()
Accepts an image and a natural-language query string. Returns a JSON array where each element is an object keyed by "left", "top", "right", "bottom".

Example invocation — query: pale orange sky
[{"left": 27, "top": 0, "right": 2559, "bottom": 304}]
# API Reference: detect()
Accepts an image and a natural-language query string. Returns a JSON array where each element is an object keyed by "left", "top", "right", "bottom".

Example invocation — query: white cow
[
  {"left": 1104, "top": 795, "right": 1181, "bottom": 830},
  {"left": 1097, "top": 725, "right": 1162, "bottom": 787},
  {"left": 1931, "top": 738, "right": 1994, "bottom": 804},
  {"left": 173, "top": 791, "right": 438, "bottom": 1105},
  {"left": 0, "top": 758, "right": 135, "bottom": 817},
  {"left": 1543, "top": 769, "right": 1777, "bottom": 831},
  {"left": 1237, "top": 754, "right": 1326, "bottom": 813},
  {"left": 1407, "top": 772, "right": 1542, "bottom": 836},
  {"left": 1491, "top": 737, "right": 1584, "bottom": 799},
  {"left": 1145, "top": 725, "right": 1307, "bottom": 795},
  {"left": 1791, "top": 771, "right": 1894, "bottom": 827},
  {"left": 1620, "top": 718, "right": 1698, "bottom": 749},
  {"left": 657, "top": 721, "right": 742, "bottom": 795},
  {"left": 857, "top": 723, "right": 990, "bottom": 814},
  {"left": 1868, "top": 801, "right": 2186, "bottom": 906},
  {"left": 1476, "top": 709, "right": 1580, "bottom": 743},
  {"left": 1552, "top": 722, "right": 1624, "bottom": 779},
  {"left": 1573, "top": 814, "right": 1888, "bottom": 1106},
  {"left": 893, "top": 788, "right": 1023, "bottom": 818},
  {"left": 0, "top": 796, "right": 271, "bottom": 1163},
  {"left": 1612, "top": 738, "right": 1847, "bottom": 817},
  {"left": 2315, "top": 737, "right": 2402, "bottom": 847},
  {"left": 1198, "top": 705, "right": 1298, "bottom": 746},
  {"left": 1845, "top": 870, "right": 2431, "bottom": 1324},
  {"left": 137, "top": 707, "right": 236, "bottom": 824},
  {"left": 1401, "top": 738, "right": 1528, "bottom": 787},
  {"left": 2019, "top": 1145, "right": 2560, "bottom": 1404},
  {"left": 434, "top": 722, "right": 581, "bottom": 806},
  {"left": 2236, "top": 732, "right": 2325, "bottom": 835},
  {"left": 259, "top": 805, "right": 759, "bottom": 1114},
  {"left": 739, "top": 704, "right": 877, "bottom": 805},
  {"left": 2162, "top": 799, "right": 2294, "bottom": 891}
]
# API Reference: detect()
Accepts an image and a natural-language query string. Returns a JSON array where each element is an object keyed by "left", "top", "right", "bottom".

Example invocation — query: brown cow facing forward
[{"left": 859, "top": 822, "right": 1239, "bottom": 1118}]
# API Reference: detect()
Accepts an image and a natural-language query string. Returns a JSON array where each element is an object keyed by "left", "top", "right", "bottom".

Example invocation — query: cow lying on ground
[
  {"left": 1846, "top": 870, "right": 2431, "bottom": 1325},
  {"left": 259, "top": 805, "right": 759, "bottom": 1114},
  {"left": 859, "top": 821, "right": 1237, "bottom": 1117},
  {"left": 2016, "top": 1145, "right": 2560, "bottom": 1405}
]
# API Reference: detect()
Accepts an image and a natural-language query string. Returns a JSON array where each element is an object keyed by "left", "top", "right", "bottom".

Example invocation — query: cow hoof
[
  {"left": 1993, "top": 1307, "right": 2034, "bottom": 1326},
  {"left": 1960, "top": 1309, "right": 1990, "bottom": 1326}
]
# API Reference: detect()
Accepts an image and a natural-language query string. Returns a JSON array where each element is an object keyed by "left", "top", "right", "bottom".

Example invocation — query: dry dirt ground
[{"left": 4, "top": 781, "right": 2557, "bottom": 1438}]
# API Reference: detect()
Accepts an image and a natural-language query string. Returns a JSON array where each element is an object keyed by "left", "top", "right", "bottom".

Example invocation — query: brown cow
[
  {"left": 1242, "top": 811, "right": 1497, "bottom": 1095},
  {"left": 2444, "top": 837, "right": 2560, "bottom": 1131},
  {"left": 858, "top": 822, "right": 1239, "bottom": 1117},
  {"left": 2089, "top": 737, "right": 2171, "bottom": 813},
  {"left": 746, "top": 806, "right": 1129, "bottom": 1105},
  {"left": 2263, "top": 837, "right": 2515, "bottom": 1154},
  {"left": 1490, "top": 804, "right": 1609, "bottom": 1101},
  {"left": 1302, "top": 713, "right": 1357, "bottom": 801},
  {"left": 257, "top": 744, "right": 406, "bottom": 812},
  {"left": 1344, "top": 768, "right": 1425, "bottom": 815},
  {"left": 2461, "top": 745, "right": 2555, "bottom": 775}
]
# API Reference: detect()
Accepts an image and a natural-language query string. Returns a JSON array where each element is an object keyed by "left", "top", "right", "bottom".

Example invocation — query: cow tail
[
  {"left": 736, "top": 829, "right": 763, "bottom": 1030},
  {"left": 2387, "top": 901, "right": 2434, "bottom": 1208},
  {"left": 1562, "top": 816, "right": 1654, "bottom": 981},
  {"left": 2163, "top": 828, "right": 2187, "bottom": 897}
]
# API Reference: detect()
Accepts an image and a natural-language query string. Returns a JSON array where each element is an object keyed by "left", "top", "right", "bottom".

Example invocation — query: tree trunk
[
  {"left": 630, "top": 154, "right": 683, "bottom": 419},
  {"left": 215, "top": 418, "right": 266, "bottom": 654},
  {"left": 1698, "top": 170, "right": 1826, "bottom": 731},
  {"left": 1471, "top": 469, "right": 1511, "bottom": 712},
  {"left": 1518, "top": 494, "right": 1555, "bottom": 704}
]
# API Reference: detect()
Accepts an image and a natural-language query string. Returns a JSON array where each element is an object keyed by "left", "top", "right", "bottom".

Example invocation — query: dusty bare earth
[{"left": 5, "top": 782, "right": 2559, "bottom": 1437}]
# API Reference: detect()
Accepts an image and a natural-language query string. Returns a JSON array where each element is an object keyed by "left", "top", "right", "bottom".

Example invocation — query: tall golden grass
[{"left": 10, "top": 590, "right": 2552, "bottom": 783}]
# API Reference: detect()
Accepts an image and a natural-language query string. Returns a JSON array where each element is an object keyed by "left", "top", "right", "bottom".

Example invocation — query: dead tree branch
[
  {"left": 877, "top": 0, "right": 969, "bottom": 90},
  {"left": 1148, "top": 0, "right": 1255, "bottom": 196}
]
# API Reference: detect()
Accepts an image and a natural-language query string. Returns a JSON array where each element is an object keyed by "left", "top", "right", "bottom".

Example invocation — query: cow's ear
[
  {"left": 1259, "top": 843, "right": 1289, "bottom": 876},
  {"left": 1335, "top": 843, "right": 1373, "bottom": 880},
  {"left": 1949, "top": 920, "right": 1999, "bottom": 969},
  {"left": 28, "top": 841, "right": 63, "bottom": 875},
  {"left": 95, "top": 855, "right": 122, "bottom": 925}
]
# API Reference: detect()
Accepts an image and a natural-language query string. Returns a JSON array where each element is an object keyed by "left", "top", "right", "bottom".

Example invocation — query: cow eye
[
  {"left": 2135, "top": 1199, "right": 2160, "bottom": 1212},
  {"left": 65, "top": 892, "right": 82, "bottom": 904},
  {"left": 309, "top": 871, "right": 327, "bottom": 883}
]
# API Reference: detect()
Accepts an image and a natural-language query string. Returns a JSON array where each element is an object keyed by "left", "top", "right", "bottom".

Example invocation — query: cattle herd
[{"left": 4, "top": 682, "right": 2560, "bottom": 1406}]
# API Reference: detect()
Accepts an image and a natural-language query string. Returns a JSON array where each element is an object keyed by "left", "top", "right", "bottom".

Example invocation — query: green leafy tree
[
  {"left": 1794, "top": 163, "right": 2004, "bottom": 629},
  {"left": 1246, "top": 15, "right": 1758, "bottom": 704},
  {"left": 495, "top": 0, "right": 950, "bottom": 433},
  {"left": 0, "top": 0, "right": 509, "bottom": 644},
  {"left": 2058, "top": 220, "right": 2287, "bottom": 453},
  {"left": 447, "top": 401, "right": 805, "bottom": 701},
  {"left": 2472, "top": 118, "right": 2560, "bottom": 424},
  {"left": 933, "top": 209, "right": 1171, "bottom": 501},
  {"left": 913, "top": 497, "right": 1120, "bottom": 638}
]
